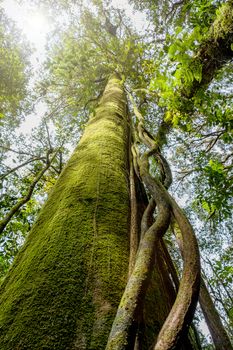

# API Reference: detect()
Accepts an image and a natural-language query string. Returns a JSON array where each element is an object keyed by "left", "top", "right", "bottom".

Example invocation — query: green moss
[
  {"left": 212, "top": 2, "right": 233, "bottom": 40},
  {"left": 0, "top": 75, "right": 130, "bottom": 349}
]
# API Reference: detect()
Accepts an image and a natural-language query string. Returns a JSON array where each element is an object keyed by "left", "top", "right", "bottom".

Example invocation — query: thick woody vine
[{"left": 106, "top": 93, "right": 201, "bottom": 350}]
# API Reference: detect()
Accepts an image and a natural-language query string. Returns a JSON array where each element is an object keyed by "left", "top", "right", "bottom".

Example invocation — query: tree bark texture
[{"left": 0, "top": 74, "right": 130, "bottom": 350}]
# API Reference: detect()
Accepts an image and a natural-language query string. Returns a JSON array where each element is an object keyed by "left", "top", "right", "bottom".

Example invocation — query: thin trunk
[
  {"left": 0, "top": 74, "right": 130, "bottom": 350},
  {"left": 135, "top": 196, "right": 179, "bottom": 350},
  {"left": 173, "top": 222, "right": 232, "bottom": 349},
  {"left": 202, "top": 268, "right": 232, "bottom": 320},
  {"left": 199, "top": 278, "right": 233, "bottom": 350}
]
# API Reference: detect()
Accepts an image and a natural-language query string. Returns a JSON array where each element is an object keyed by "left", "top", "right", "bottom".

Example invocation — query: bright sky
[
  {"left": 2, "top": 0, "right": 53, "bottom": 133},
  {"left": 2, "top": 0, "right": 148, "bottom": 134},
  {"left": 2, "top": 0, "right": 51, "bottom": 62},
  {"left": 2, "top": 0, "right": 147, "bottom": 48}
]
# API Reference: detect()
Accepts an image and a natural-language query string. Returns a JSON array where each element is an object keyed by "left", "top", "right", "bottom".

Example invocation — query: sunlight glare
[
  {"left": 2, "top": 0, "right": 51, "bottom": 49},
  {"left": 22, "top": 11, "right": 50, "bottom": 47}
]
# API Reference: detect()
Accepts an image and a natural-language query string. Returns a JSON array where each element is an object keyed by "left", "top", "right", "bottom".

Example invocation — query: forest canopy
[{"left": 0, "top": 0, "right": 232, "bottom": 349}]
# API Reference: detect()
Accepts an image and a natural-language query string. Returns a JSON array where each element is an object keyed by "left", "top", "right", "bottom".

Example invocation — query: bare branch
[
  {"left": 0, "top": 156, "right": 47, "bottom": 181},
  {"left": 0, "top": 151, "right": 58, "bottom": 235}
]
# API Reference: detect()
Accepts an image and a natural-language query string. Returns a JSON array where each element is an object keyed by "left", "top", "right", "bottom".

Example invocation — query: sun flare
[{"left": 22, "top": 11, "right": 50, "bottom": 46}]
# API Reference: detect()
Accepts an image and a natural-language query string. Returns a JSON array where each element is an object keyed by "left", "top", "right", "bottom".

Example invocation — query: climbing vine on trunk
[{"left": 106, "top": 88, "right": 201, "bottom": 349}]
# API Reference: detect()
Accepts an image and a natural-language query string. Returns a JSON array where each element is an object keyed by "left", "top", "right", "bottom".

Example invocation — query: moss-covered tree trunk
[
  {"left": 0, "top": 74, "right": 201, "bottom": 350},
  {"left": 0, "top": 74, "right": 131, "bottom": 350}
]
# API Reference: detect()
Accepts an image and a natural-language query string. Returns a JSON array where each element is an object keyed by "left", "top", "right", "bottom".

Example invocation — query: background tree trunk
[{"left": 199, "top": 278, "right": 233, "bottom": 350}]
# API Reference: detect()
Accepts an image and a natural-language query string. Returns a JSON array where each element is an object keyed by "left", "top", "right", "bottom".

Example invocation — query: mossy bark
[{"left": 0, "top": 74, "right": 130, "bottom": 350}]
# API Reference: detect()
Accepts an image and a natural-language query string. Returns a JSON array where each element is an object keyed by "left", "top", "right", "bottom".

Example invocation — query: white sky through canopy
[
  {"left": 1, "top": 0, "right": 148, "bottom": 134},
  {"left": 2, "top": 0, "right": 51, "bottom": 54},
  {"left": 2, "top": 0, "right": 148, "bottom": 48}
]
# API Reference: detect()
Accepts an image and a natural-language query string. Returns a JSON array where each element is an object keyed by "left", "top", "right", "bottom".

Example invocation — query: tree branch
[
  {"left": 0, "top": 151, "right": 57, "bottom": 235},
  {"left": 0, "top": 157, "right": 46, "bottom": 180}
]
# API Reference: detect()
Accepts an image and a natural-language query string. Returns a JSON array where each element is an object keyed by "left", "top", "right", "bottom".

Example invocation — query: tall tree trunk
[
  {"left": 0, "top": 74, "right": 201, "bottom": 350},
  {"left": 0, "top": 74, "right": 131, "bottom": 350}
]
